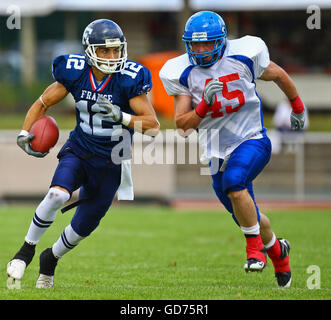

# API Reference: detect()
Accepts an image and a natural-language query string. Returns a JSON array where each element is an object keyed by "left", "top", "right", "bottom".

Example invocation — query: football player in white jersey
[{"left": 160, "top": 11, "right": 306, "bottom": 287}]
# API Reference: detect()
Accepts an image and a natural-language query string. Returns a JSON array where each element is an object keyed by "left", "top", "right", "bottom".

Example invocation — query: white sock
[
  {"left": 52, "top": 224, "right": 85, "bottom": 258},
  {"left": 240, "top": 222, "right": 260, "bottom": 236},
  {"left": 25, "top": 188, "right": 70, "bottom": 245},
  {"left": 264, "top": 232, "right": 276, "bottom": 250}
]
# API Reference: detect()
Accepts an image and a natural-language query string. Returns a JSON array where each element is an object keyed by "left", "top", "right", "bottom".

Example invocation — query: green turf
[{"left": 0, "top": 205, "right": 330, "bottom": 300}]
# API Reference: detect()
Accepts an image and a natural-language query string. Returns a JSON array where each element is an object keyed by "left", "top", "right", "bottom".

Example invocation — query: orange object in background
[{"left": 139, "top": 51, "right": 181, "bottom": 119}]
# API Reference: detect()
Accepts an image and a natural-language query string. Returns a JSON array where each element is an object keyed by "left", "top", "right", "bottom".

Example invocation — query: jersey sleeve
[
  {"left": 52, "top": 54, "right": 86, "bottom": 92},
  {"left": 249, "top": 36, "right": 270, "bottom": 79},
  {"left": 159, "top": 55, "right": 191, "bottom": 96},
  {"left": 123, "top": 63, "right": 152, "bottom": 100}
]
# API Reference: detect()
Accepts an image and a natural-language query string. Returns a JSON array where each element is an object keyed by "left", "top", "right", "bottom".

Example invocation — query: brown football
[{"left": 30, "top": 116, "right": 59, "bottom": 153}]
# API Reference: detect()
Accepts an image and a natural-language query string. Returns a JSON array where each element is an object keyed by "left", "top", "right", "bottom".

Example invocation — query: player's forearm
[
  {"left": 267, "top": 63, "right": 305, "bottom": 113},
  {"left": 22, "top": 82, "right": 68, "bottom": 132},
  {"left": 174, "top": 95, "right": 202, "bottom": 132},
  {"left": 126, "top": 93, "right": 160, "bottom": 136},
  {"left": 22, "top": 100, "right": 48, "bottom": 132},
  {"left": 273, "top": 71, "right": 298, "bottom": 101},
  {"left": 128, "top": 115, "right": 160, "bottom": 136},
  {"left": 175, "top": 109, "right": 202, "bottom": 132},
  {"left": 260, "top": 61, "right": 298, "bottom": 100}
]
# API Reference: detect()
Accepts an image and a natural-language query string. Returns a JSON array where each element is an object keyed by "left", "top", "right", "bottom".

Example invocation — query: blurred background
[{"left": 0, "top": 0, "right": 331, "bottom": 207}]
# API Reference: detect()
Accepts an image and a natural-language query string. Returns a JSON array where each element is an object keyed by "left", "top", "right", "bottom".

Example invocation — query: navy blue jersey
[{"left": 52, "top": 54, "right": 152, "bottom": 158}]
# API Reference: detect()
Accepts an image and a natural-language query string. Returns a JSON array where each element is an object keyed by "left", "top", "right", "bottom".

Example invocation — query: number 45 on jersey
[{"left": 206, "top": 73, "right": 245, "bottom": 118}]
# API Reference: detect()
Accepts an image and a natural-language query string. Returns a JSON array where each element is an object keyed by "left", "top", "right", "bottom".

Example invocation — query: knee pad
[{"left": 44, "top": 187, "right": 70, "bottom": 210}]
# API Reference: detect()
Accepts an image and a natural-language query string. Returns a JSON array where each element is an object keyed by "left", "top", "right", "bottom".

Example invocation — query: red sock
[
  {"left": 267, "top": 239, "right": 291, "bottom": 273},
  {"left": 245, "top": 235, "right": 266, "bottom": 263}
]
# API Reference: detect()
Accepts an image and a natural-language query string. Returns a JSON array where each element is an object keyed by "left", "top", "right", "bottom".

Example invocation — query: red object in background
[
  {"left": 139, "top": 51, "right": 181, "bottom": 119},
  {"left": 30, "top": 116, "right": 59, "bottom": 153}
]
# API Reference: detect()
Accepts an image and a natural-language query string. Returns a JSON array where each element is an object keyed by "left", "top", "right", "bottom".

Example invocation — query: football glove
[
  {"left": 97, "top": 96, "right": 123, "bottom": 123},
  {"left": 290, "top": 109, "right": 306, "bottom": 131},
  {"left": 204, "top": 79, "right": 223, "bottom": 105},
  {"left": 17, "top": 131, "right": 48, "bottom": 158}
]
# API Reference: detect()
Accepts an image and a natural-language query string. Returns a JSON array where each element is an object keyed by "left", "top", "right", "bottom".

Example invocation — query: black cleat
[
  {"left": 275, "top": 239, "right": 292, "bottom": 288},
  {"left": 279, "top": 238, "right": 291, "bottom": 259},
  {"left": 275, "top": 271, "right": 292, "bottom": 287}
]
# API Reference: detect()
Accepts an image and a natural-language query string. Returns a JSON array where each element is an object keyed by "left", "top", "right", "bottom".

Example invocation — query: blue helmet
[
  {"left": 182, "top": 11, "right": 227, "bottom": 67},
  {"left": 82, "top": 19, "right": 127, "bottom": 74}
]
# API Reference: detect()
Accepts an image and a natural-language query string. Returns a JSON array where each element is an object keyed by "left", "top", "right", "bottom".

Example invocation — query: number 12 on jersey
[{"left": 205, "top": 73, "right": 245, "bottom": 118}]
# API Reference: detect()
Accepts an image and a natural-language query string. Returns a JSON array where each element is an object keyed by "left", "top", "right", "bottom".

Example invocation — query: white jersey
[{"left": 159, "top": 35, "right": 270, "bottom": 160}]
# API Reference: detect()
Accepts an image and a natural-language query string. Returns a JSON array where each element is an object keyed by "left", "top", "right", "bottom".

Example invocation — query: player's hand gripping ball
[{"left": 30, "top": 116, "right": 59, "bottom": 153}]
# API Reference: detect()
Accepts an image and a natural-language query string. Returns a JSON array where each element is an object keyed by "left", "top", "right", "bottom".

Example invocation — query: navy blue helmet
[
  {"left": 82, "top": 19, "right": 127, "bottom": 74},
  {"left": 182, "top": 11, "right": 227, "bottom": 67}
]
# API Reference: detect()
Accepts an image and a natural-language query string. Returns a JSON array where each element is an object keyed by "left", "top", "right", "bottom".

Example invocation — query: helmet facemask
[
  {"left": 185, "top": 38, "right": 226, "bottom": 67},
  {"left": 84, "top": 38, "right": 127, "bottom": 74}
]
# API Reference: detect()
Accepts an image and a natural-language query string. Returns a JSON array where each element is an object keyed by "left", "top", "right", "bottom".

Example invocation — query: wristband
[
  {"left": 19, "top": 129, "right": 29, "bottom": 137},
  {"left": 195, "top": 100, "right": 210, "bottom": 118},
  {"left": 290, "top": 96, "right": 304, "bottom": 114},
  {"left": 121, "top": 112, "right": 131, "bottom": 126},
  {"left": 39, "top": 95, "right": 48, "bottom": 108}
]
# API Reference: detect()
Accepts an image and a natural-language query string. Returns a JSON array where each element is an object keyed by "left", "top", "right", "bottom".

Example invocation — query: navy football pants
[{"left": 50, "top": 150, "right": 121, "bottom": 237}]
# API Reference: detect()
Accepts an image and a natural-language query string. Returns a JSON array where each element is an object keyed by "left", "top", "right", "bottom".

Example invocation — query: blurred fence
[{"left": 1, "top": 130, "right": 331, "bottom": 205}]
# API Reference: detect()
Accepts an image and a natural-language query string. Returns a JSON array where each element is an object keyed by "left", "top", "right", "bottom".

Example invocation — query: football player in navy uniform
[{"left": 7, "top": 19, "right": 160, "bottom": 289}]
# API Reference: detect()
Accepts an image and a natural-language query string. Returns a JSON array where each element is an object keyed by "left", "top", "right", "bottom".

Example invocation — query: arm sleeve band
[
  {"left": 290, "top": 96, "right": 304, "bottom": 114},
  {"left": 195, "top": 100, "right": 210, "bottom": 118}
]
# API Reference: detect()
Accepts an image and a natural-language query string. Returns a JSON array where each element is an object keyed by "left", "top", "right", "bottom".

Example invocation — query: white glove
[
  {"left": 97, "top": 96, "right": 123, "bottom": 123},
  {"left": 204, "top": 79, "right": 223, "bottom": 105},
  {"left": 290, "top": 109, "right": 306, "bottom": 131}
]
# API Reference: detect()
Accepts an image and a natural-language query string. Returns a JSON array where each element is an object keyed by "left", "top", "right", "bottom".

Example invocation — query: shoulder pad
[
  {"left": 159, "top": 54, "right": 192, "bottom": 95},
  {"left": 120, "top": 60, "right": 147, "bottom": 81},
  {"left": 159, "top": 53, "right": 191, "bottom": 82},
  {"left": 226, "top": 36, "right": 268, "bottom": 60},
  {"left": 52, "top": 54, "right": 88, "bottom": 90},
  {"left": 226, "top": 36, "right": 270, "bottom": 79},
  {"left": 120, "top": 60, "right": 152, "bottom": 98}
]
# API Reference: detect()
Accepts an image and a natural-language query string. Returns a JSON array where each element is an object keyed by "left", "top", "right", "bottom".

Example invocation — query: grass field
[{"left": 0, "top": 205, "right": 330, "bottom": 300}]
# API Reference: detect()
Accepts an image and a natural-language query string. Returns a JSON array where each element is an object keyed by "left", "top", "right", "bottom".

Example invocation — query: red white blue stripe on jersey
[{"left": 89, "top": 68, "right": 112, "bottom": 92}]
